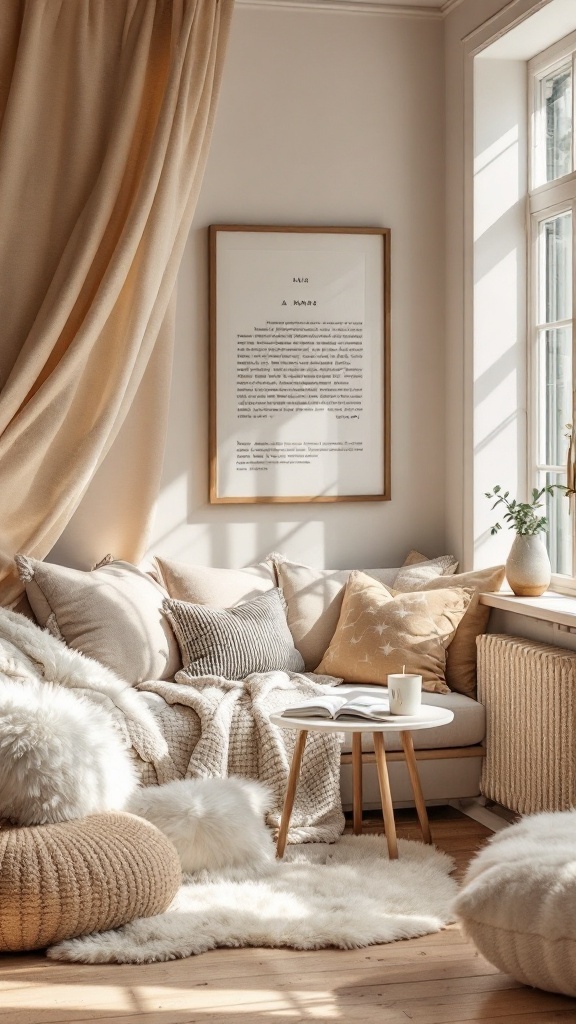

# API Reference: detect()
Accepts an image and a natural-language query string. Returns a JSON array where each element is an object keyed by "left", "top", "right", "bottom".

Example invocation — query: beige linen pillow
[
  {"left": 153, "top": 556, "right": 276, "bottom": 606},
  {"left": 274, "top": 555, "right": 459, "bottom": 671},
  {"left": 16, "top": 555, "right": 181, "bottom": 684},
  {"left": 392, "top": 565, "right": 505, "bottom": 696},
  {"left": 315, "top": 571, "right": 472, "bottom": 693}
]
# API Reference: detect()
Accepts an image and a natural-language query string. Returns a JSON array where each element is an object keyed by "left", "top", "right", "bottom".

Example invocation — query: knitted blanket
[
  {"left": 137, "top": 672, "right": 345, "bottom": 844},
  {"left": 0, "top": 608, "right": 344, "bottom": 844}
]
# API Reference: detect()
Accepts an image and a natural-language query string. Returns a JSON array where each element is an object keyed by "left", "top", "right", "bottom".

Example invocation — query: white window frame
[{"left": 529, "top": 35, "right": 576, "bottom": 595}]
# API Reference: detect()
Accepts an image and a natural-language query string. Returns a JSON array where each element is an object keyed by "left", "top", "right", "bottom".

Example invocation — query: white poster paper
[{"left": 210, "top": 229, "right": 389, "bottom": 502}]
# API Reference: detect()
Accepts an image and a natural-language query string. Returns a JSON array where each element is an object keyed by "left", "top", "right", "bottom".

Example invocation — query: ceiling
[{"left": 237, "top": 0, "right": 460, "bottom": 16}]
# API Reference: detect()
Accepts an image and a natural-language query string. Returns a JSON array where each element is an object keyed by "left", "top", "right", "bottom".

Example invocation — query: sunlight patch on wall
[{"left": 474, "top": 126, "right": 520, "bottom": 242}]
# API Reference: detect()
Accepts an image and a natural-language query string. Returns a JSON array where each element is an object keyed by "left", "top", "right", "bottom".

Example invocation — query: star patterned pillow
[{"left": 315, "top": 571, "right": 473, "bottom": 693}]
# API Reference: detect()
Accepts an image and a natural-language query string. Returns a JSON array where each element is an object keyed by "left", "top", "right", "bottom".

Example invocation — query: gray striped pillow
[{"left": 163, "top": 589, "right": 305, "bottom": 680}]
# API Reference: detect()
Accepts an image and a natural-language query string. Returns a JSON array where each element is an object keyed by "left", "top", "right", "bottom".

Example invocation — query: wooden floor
[{"left": 2, "top": 806, "right": 576, "bottom": 1024}]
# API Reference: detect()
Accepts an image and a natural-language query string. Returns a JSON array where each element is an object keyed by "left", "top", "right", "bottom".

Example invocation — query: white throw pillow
[
  {"left": 126, "top": 777, "right": 274, "bottom": 873},
  {"left": 0, "top": 679, "right": 138, "bottom": 825}
]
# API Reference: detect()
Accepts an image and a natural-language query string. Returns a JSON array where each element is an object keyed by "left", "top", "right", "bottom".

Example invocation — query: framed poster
[{"left": 209, "top": 225, "right": 390, "bottom": 504}]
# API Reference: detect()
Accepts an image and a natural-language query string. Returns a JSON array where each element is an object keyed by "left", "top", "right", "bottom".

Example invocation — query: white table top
[{"left": 270, "top": 705, "right": 454, "bottom": 734}]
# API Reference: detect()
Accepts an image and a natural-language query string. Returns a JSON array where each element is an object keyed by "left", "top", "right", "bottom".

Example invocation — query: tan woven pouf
[{"left": 0, "top": 812, "right": 182, "bottom": 952}]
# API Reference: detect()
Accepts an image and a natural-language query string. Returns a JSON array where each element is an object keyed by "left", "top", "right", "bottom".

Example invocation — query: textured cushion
[
  {"left": 403, "top": 549, "right": 457, "bottom": 567},
  {"left": 392, "top": 565, "right": 505, "bottom": 696},
  {"left": 164, "top": 589, "right": 305, "bottom": 680},
  {"left": 16, "top": 555, "right": 181, "bottom": 684},
  {"left": 454, "top": 811, "right": 576, "bottom": 997},
  {"left": 0, "top": 812, "right": 181, "bottom": 952},
  {"left": 394, "top": 555, "right": 458, "bottom": 589},
  {"left": 273, "top": 555, "right": 458, "bottom": 672},
  {"left": 153, "top": 556, "right": 276, "bottom": 605},
  {"left": 334, "top": 684, "right": 485, "bottom": 752},
  {"left": 315, "top": 571, "right": 472, "bottom": 693}
]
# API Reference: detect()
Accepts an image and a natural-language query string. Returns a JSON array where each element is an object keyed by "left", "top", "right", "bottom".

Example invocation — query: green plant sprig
[{"left": 485, "top": 484, "right": 574, "bottom": 536}]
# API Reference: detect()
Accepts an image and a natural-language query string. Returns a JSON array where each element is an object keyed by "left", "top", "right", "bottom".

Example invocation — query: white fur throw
[
  {"left": 126, "top": 777, "right": 274, "bottom": 873},
  {"left": 454, "top": 810, "right": 576, "bottom": 997},
  {"left": 0, "top": 679, "right": 138, "bottom": 825}
]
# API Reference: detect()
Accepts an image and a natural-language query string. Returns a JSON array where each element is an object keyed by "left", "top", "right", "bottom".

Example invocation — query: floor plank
[{"left": 1, "top": 807, "right": 575, "bottom": 1024}]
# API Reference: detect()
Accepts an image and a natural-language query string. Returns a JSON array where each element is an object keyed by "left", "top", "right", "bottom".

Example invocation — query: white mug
[{"left": 388, "top": 673, "right": 422, "bottom": 715}]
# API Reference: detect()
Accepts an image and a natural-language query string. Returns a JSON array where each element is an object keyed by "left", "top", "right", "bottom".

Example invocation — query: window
[{"left": 530, "top": 37, "right": 576, "bottom": 588}]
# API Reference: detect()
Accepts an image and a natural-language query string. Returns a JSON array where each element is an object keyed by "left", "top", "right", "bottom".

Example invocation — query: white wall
[
  {"left": 473, "top": 57, "right": 527, "bottom": 568},
  {"left": 146, "top": 6, "right": 447, "bottom": 570}
]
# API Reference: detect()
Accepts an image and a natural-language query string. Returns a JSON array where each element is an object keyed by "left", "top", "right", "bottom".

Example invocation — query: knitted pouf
[
  {"left": 454, "top": 810, "right": 576, "bottom": 997},
  {"left": 0, "top": 812, "right": 182, "bottom": 952}
]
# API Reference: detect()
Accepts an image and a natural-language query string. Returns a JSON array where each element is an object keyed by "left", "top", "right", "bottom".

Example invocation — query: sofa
[{"left": 9, "top": 548, "right": 505, "bottom": 815}]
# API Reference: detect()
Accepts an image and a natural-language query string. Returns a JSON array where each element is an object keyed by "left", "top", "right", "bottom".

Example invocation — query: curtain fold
[{"left": 0, "top": 0, "right": 233, "bottom": 606}]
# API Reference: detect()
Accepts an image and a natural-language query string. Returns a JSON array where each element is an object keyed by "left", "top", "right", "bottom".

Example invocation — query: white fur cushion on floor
[
  {"left": 454, "top": 811, "right": 576, "bottom": 996},
  {"left": 126, "top": 777, "right": 274, "bottom": 874},
  {"left": 0, "top": 679, "right": 138, "bottom": 825}
]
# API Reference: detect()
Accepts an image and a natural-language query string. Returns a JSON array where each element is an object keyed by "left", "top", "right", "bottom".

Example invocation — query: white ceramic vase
[{"left": 505, "top": 534, "right": 551, "bottom": 597}]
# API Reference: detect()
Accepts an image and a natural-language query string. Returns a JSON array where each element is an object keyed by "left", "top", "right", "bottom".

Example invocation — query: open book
[{"left": 282, "top": 694, "right": 393, "bottom": 721}]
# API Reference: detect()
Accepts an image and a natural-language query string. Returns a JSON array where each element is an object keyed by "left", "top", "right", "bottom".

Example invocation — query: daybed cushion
[
  {"left": 164, "top": 589, "right": 305, "bottom": 679},
  {"left": 315, "top": 572, "right": 472, "bottom": 692},
  {"left": 392, "top": 565, "right": 505, "bottom": 696},
  {"left": 454, "top": 810, "right": 576, "bottom": 997},
  {"left": 153, "top": 556, "right": 276, "bottom": 605},
  {"left": 333, "top": 684, "right": 485, "bottom": 752},
  {"left": 273, "top": 554, "right": 458, "bottom": 671},
  {"left": 15, "top": 555, "right": 181, "bottom": 684}
]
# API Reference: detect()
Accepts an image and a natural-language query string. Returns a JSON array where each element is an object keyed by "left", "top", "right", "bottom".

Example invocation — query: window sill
[{"left": 479, "top": 589, "right": 576, "bottom": 629}]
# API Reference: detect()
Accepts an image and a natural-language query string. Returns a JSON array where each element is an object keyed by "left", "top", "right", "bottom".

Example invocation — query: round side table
[{"left": 270, "top": 704, "right": 454, "bottom": 860}]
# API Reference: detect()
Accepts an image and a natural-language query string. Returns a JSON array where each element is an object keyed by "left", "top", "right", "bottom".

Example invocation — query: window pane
[
  {"left": 537, "top": 326, "right": 572, "bottom": 465},
  {"left": 539, "top": 470, "right": 572, "bottom": 575},
  {"left": 542, "top": 64, "right": 572, "bottom": 182},
  {"left": 539, "top": 212, "right": 572, "bottom": 324}
]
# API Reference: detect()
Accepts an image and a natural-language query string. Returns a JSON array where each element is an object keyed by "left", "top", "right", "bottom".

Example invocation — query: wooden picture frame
[{"left": 209, "top": 225, "right": 391, "bottom": 504}]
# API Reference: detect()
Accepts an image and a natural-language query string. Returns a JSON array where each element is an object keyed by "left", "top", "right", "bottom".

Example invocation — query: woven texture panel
[
  {"left": 477, "top": 633, "right": 576, "bottom": 814},
  {"left": 0, "top": 812, "right": 181, "bottom": 952}
]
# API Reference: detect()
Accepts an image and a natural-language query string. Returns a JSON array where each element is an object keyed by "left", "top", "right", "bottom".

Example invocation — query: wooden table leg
[
  {"left": 373, "top": 731, "right": 398, "bottom": 860},
  {"left": 352, "top": 732, "right": 363, "bottom": 835},
  {"left": 400, "top": 730, "right": 432, "bottom": 844},
  {"left": 276, "top": 730, "right": 308, "bottom": 858}
]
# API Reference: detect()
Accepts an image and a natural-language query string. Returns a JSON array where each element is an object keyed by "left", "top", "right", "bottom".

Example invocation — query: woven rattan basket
[{"left": 0, "top": 811, "right": 181, "bottom": 951}]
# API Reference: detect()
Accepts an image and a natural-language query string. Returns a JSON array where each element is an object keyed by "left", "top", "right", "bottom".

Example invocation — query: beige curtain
[{"left": 0, "top": 0, "right": 233, "bottom": 606}]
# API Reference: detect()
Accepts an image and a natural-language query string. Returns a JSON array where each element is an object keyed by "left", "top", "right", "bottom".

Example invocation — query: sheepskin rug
[
  {"left": 126, "top": 777, "right": 274, "bottom": 873},
  {"left": 47, "top": 835, "right": 457, "bottom": 964},
  {"left": 0, "top": 679, "right": 137, "bottom": 825}
]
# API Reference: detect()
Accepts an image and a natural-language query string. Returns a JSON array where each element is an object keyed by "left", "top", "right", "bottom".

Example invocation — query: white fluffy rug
[{"left": 47, "top": 835, "right": 457, "bottom": 964}]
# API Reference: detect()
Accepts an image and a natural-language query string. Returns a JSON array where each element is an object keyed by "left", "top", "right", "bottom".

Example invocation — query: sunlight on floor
[{"left": 0, "top": 981, "right": 340, "bottom": 1017}]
